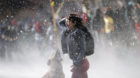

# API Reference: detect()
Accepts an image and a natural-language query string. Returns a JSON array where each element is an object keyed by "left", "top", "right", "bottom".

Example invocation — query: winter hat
[{"left": 68, "top": 13, "right": 82, "bottom": 23}]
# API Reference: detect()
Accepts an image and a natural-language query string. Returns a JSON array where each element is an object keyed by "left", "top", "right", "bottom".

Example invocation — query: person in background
[
  {"left": 132, "top": 1, "right": 140, "bottom": 43},
  {"left": 32, "top": 21, "right": 44, "bottom": 50},
  {"left": 103, "top": 11, "right": 115, "bottom": 45},
  {"left": 92, "top": 8, "right": 104, "bottom": 43}
]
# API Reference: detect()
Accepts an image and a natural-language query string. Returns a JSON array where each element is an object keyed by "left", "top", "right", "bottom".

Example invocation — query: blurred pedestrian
[
  {"left": 103, "top": 11, "right": 115, "bottom": 45},
  {"left": 132, "top": 1, "right": 140, "bottom": 42}
]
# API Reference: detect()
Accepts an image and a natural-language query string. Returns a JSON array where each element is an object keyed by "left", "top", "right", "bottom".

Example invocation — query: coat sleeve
[
  {"left": 61, "top": 30, "right": 69, "bottom": 54},
  {"left": 58, "top": 18, "right": 67, "bottom": 30},
  {"left": 73, "top": 31, "right": 85, "bottom": 67}
]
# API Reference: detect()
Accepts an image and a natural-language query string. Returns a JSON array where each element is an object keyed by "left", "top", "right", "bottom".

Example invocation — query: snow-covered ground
[{"left": 0, "top": 38, "right": 140, "bottom": 78}]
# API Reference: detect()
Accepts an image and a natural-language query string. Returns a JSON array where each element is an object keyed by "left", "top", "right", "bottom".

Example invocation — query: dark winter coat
[
  {"left": 132, "top": 7, "right": 140, "bottom": 23},
  {"left": 59, "top": 18, "right": 86, "bottom": 67},
  {"left": 93, "top": 9, "right": 104, "bottom": 31}
]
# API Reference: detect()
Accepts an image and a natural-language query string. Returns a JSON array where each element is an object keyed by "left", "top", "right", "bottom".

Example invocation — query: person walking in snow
[{"left": 59, "top": 13, "right": 94, "bottom": 78}]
